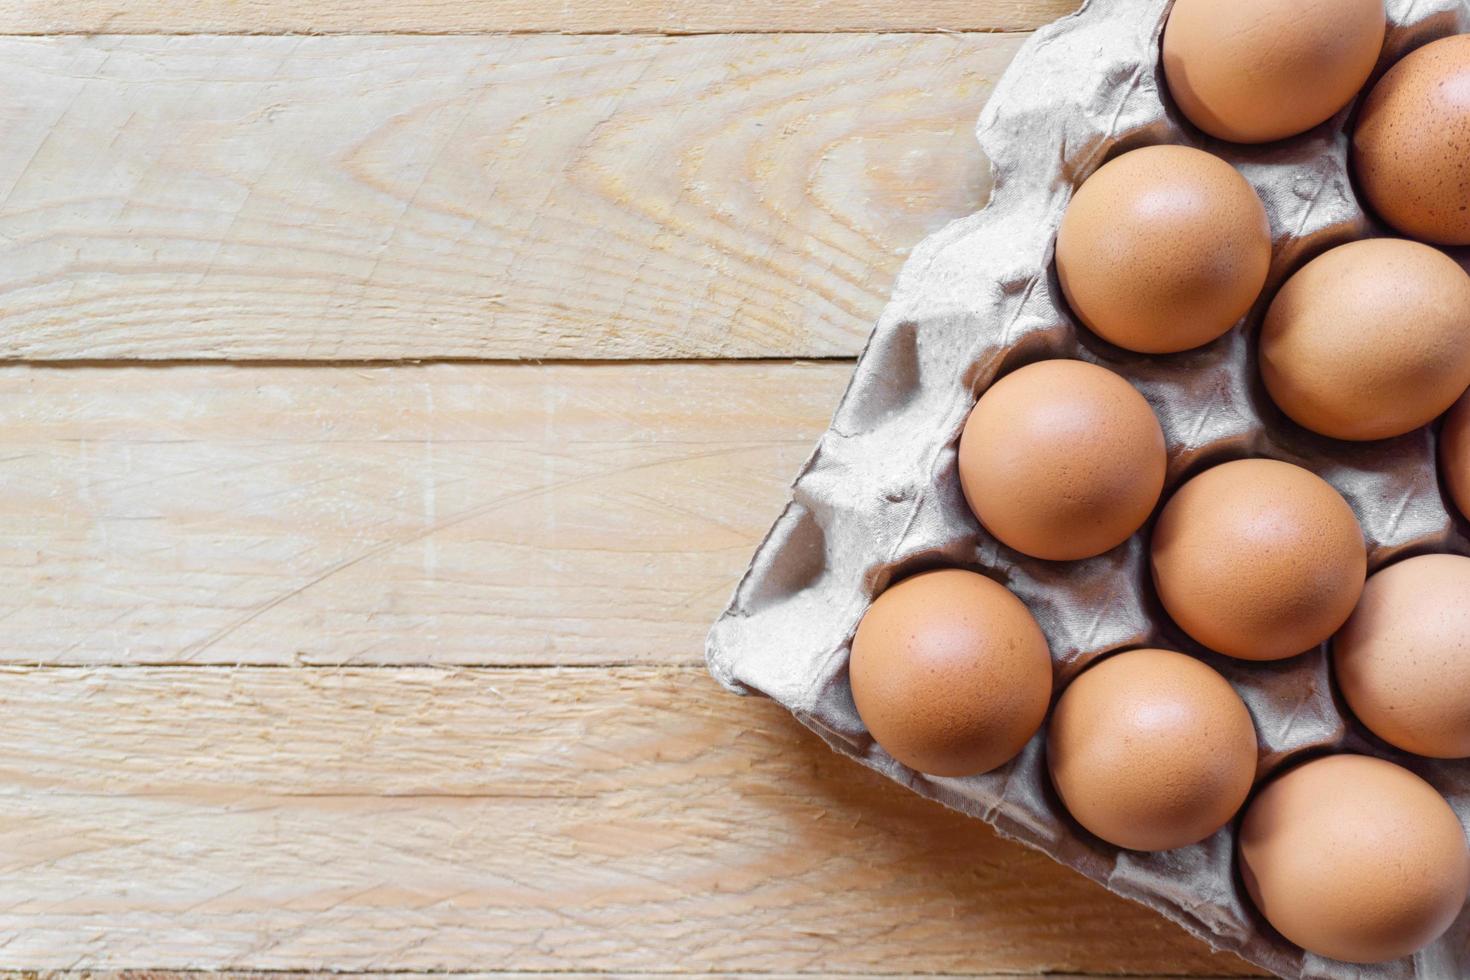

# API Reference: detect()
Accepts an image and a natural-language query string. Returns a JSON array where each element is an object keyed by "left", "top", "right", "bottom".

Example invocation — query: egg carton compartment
[{"left": 703, "top": 0, "right": 1470, "bottom": 976}]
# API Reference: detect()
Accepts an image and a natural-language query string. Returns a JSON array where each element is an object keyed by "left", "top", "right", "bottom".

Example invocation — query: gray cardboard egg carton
[{"left": 704, "top": 0, "right": 1470, "bottom": 976}]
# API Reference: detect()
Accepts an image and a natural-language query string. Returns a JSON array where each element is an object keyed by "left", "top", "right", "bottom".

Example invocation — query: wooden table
[{"left": 0, "top": 1, "right": 1264, "bottom": 976}]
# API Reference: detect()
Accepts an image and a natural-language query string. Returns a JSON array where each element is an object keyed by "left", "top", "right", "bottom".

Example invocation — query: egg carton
[{"left": 704, "top": 0, "right": 1470, "bottom": 976}]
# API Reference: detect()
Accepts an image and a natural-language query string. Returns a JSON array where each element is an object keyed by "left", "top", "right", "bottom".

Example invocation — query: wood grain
[
  {"left": 0, "top": 360, "right": 847, "bottom": 667},
  {"left": 0, "top": 975, "right": 1252, "bottom": 980},
  {"left": 0, "top": 0, "right": 1082, "bottom": 36},
  {"left": 0, "top": 8, "right": 1256, "bottom": 976},
  {"left": 0, "top": 33, "right": 1012, "bottom": 362},
  {"left": 0, "top": 664, "right": 1260, "bottom": 975}
]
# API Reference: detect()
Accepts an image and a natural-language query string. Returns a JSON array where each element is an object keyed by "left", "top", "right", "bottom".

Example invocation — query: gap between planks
[
  {"left": 8, "top": 963, "right": 1254, "bottom": 975},
  {"left": 0, "top": 969, "right": 1264, "bottom": 975},
  {"left": 0, "top": 356, "right": 860, "bottom": 369},
  {"left": 0, "top": 0, "right": 1082, "bottom": 35}
]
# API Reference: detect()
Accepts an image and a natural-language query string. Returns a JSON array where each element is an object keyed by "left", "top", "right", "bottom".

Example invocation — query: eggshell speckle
[
  {"left": 1260, "top": 238, "right": 1470, "bottom": 441},
  {"left": 1238, "top": 754, "right": 1470, "bottom": 964},
  {"left": 1354, "top": 34, "right": 1470, "bottom": 245},
  {"left": 1334, "top": 554, "right": 1470, "bottom": 758},
  {"left": 1150, "top": 459, "right": 1366, "bottom": 661},
  {"left": 849, "top": 569, "right": 1053, "bottom": 777},
  {"left": 1047, "top": 649, "right": 1258, "bottom": 851},
  {"left": 1163, "top": 0, "right": 1385, "bottom": 144},
  {"left": 957, "top": 360, "right": 1166, "bottom": 561},
  {"left": 1444, "top": 390, "right": 1470, "bottom": 523},
  {"left": 1055, "top": 145, "right": 1271, "bottom": 354}
]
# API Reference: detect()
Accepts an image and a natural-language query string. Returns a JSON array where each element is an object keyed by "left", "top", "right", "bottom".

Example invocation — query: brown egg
[
  {"left": 1055, "top": 145, "right": 1271, "bottom": 353},
  {"left": 957, "top": 360, "right": 1166, "bottom": 561},
  {"left": 1047, "top": 649, "right": 1258, "bottom": 851},
  {"left": 1163, "top": 0, "right": 1385, "bottom": 143},
  {"left": 1443, "top": 390, "right": 1470, "bottom": 522},
  {"left": 1334, "top": 554, "right": 1470, "bottom": 758},
  {"left": 849, "top": 569, "right": 1052, "bottom": 777},
  {"left": 1151, "top": 459, "right": 1366, "bottom": 661},
  {"left": 1238, "top": 755, "right": 1470, "bottom": 963},
  {"left": 1260, "top": 238, "right": 1470, "bottom": 441},
  {"left": 1354, "top": 34, "right": 1470, "bottom": 245}
]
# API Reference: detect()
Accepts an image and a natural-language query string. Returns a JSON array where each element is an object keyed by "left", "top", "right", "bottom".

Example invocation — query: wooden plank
[
  {"left": 0, "top": 975, "right": 1252, "bottom": 980},
  {"left": 0, "top": 360, "right": 847, "bottom": 667},
  {"left": 0, "top": 1, "right": 1082, "bottom": 36},
  {"left": 0, "top": 33, "right": 1013, "bottom": 362},
  {"left": 0, "top": 664, "right": 1261, "bottom": 975}
]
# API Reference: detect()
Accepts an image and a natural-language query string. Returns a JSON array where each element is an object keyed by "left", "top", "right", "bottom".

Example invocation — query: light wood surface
[
  {"left": 0, "top": 976, "right": 1242, "bottom": 980},
  {"left": 0, "top": 664, "right": 1255, "bottom": 975},
  {"left": 0, "top": 0, "right": 1082, "bottom": 35},
  {"left": 0, "top": 0, "right": 1264, "bottom": 975},
  {"left": 0, "top": 361, "right": 843, "bottom": 666},
  {"left": 0, "top": 33, "right": 1010, "bottom": 361}
]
